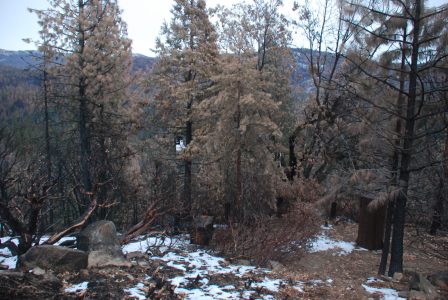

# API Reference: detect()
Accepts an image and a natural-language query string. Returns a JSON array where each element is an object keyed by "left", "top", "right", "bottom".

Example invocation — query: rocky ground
[{"left": 0, "top": 219, "right": 447, "bottom": 299}]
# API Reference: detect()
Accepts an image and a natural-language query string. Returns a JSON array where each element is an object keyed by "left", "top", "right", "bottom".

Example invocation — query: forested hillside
[{"left": 0, "top": 0, "right": 447, "bottom": 299}]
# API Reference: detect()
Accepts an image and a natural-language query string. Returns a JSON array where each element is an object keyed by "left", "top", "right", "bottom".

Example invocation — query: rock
[
  {"left": 268, "top": 260, "right": 285, "bottom": 272},
  {"left": 219, "top": 259, "right": 230, "bottom": 268},
  {"left": 88, "top": 250, "right": 131, "bottom": 269},
  {"left": 234, "top": 259, "right": 251, "bottom": 266},
  {"left": 0, "top": 263, "right": 8, "bottom": 270},
  {"left": 409, "top": 290, "right": 427, "bottom": 300},
  {"left": 17, "top": 245, "right": 87, "bottom": 273},
  {"left": 77, "top": 221, "right": 122, "bottom": 256},
  {"left": 193, "top": 215, "right": 214, "bottom": 228},
  {"left": 80, "top": 269, "right": 89, "bottom": 277},
  {"left": 407, "top": 270, "right": 421, "bottom": 290},
  {"left": 428, "top": 271, "right": 448, "bottom": 290},
  {"left": 398, "top": 290, "right": 410, "bottom": 298},
  {"left": 419, "top": 273, "right": 439, "bottom": 300},
  {"left": 393, "top": 272, "right": 404, "bottom": 282},
  {"left": 126, "top": 251, "right": 149, "bottom": 260},
  {"left": 32, "top": 267, "right": 46, "bottom": 275},
  {"left": 77, "top": 221, "right": 130, "bottom": 269}
]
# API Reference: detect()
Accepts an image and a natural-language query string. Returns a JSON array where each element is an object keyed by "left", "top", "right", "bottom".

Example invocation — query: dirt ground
[
  {"left": 4, "top": 219, "right": 446, "bottom": 299},
  {"left": 282, "top": 220, "right": 448, "bottom": 299}
]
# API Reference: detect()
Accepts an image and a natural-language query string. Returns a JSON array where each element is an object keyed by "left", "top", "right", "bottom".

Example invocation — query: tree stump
[
  {"left": 356, "top": 197, "right": 386, "bottom": 250},
  {"left": 190, "top": 216, "right": 214, "bottom": 246}
]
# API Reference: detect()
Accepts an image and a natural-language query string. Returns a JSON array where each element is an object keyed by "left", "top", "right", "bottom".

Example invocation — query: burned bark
[{"left": 356, "top": 197, "right": 386, "bottom": 250}]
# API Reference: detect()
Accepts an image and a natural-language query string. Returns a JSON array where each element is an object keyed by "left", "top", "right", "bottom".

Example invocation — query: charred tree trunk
[
  {"left": 379, "top": 22, "right": 407, "bottom": 274},
  {"left": 388, "top": 0, "right": 421, "bottom": 276},
  {"left": 78, "top": 1, "right": 92, "bottom": 212},
  {"left": 379, "top": 200, "right": 394, "bottom": 275},
  {"left": 429, "top": 133, "right": 447, "bottom": 235},
  {"left": 288, "top": 135, "right": 297, "bottom": 181},
  {"left": 234, "top": 82, "right": 243, "bottom": 222},
  {"left": 429, "top": 180, "right": 444, "bottom": 235},
  {"left": 356, "top": 197, "right": 386, "bottom": 250},
  {"left": 183, "top": 119, "right": 192, "bottom": 216}
]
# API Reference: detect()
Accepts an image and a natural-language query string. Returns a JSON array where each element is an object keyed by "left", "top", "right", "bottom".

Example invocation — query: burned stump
[
  {"left": 356, "top": 197, "right": 386, "bottom": 250},
  {"left": 190, "top": 215, "right": 214, "bottom": 246}
]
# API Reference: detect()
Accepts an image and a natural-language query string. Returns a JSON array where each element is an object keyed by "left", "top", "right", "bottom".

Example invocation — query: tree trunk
[
  {"left": 288, "top": 135, "right": 297, "bottom": 181},
  {"left": 234, "top": 82, "right": 243, "bottom": 222},
  {"left": 429, "top": 132, "right": 447, "bottom": 235},
  {"left": 183, "top": 120, "right": 192, "bottom": 215},
  {"left": 388, "top": 0, "right": 421, "bottom": 276},
  {"left": 356, "top": 197, "right": 386, "bottom": 250},
  {"left": 379, "top": 200, "right": 394, "bottom": 275},
  {"left": 379, "top": 22, "right": 407, "bottom": 275},
  {"left": 78, "top": 0, "right": 92, "bottom": 211}
]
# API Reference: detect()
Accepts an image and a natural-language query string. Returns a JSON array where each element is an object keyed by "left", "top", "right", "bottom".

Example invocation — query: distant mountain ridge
[{"left": 0, "top": 49, "right": 156, "bottom": 71}]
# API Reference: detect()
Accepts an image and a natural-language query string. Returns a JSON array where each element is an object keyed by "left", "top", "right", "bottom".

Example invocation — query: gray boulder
[
  {"left": 17, "top": 245, "right": 87, "bottom": 273},
  {"left": 88, "top": 250, "right": 131, "bottom": 268},
  {"left": 428, "top": 271, "right": 448, "bottom": 290},
  {"left": 77, "top": 220, "right": 130, "bottom": 268},
  {"left": 77, "top": 220, "right": 121, "bottom": 255}
]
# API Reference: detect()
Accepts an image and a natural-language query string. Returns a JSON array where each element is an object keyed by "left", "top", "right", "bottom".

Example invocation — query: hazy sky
[{"left": 0, "top": 0, "right": 446, "bottom": 56}]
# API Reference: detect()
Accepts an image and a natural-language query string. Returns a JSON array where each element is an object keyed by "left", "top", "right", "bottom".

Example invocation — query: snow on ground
[
  {"left": 0, "top": 237, "right": 18, "bottom": 269},
  {"left": 122, "top": 234, "right": 185, "bottom": 254},
  {"left": 124, "top": 282, "right": 146, "bottom": 300},
  {"left": 39, "top": 235, "right": 77, "bottom": 246},
  {"left": 0, "top": 237, "right": 18, "bottom": 256},
  {"left": 0, "top": 231, "right": 383, "bottom": 299},
  {"left": 309, "top": 233, "right": 355, "bottom": 255},
  {"left": 122, "top": 235, "right": 304, "bottom": 299},
  {"left": 65, "top": 281, "right": 89, "bottom": 293},
  {"left": 362, "top": 277, "right": 405, "bottom": 300},
  {"left": 362, "top": 284, "right": 405, "bottom": 300},
  {"left": 0, "top": 255, "right": 17, "bottom": 269}
]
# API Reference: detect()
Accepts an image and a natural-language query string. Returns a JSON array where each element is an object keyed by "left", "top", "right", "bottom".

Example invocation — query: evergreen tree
[
  {"left": 152, "top": 0, "right": 218, "bottom": 217},
  {"left": 32, "top": 0, "right": 133, "bottom": 218}
]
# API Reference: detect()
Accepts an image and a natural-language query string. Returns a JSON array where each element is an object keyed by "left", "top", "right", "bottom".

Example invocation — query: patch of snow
[
  {"left": 171, "top": 276, "right": 189, "bottom": 287},
  {"left": 122, "top": 234, "right": 327, "bottom": 299},
  {"left": 366, "top": 277, "right": 384, "bottom": 284},
  {"left": 252, "top": 277, "right": 282, "bottom": 292},
  {"left": 167, "top": 260, "right": 187, "bottom": 271},
  {"left": 320, "top": 224, "right": 333, "bottom": 230},
  {"left": 38, "top": 235, "right": 76, "bottom": 246},
  {"left": 0, "top": 255, "right": 17, "bottom": 269},
  {"left": 156, "top": 249, "right": 257, "bottom": 278},
  {"left": 293, "top": 285, "right": 304, "bottom": 292},
  {"left": 65, "top": 281, "right": 89, "bottom": 293},
  {"left": 326, "top": 278, "right": 333, "bottom": 284},
  {"left": 362, "top": 284, "right": 405, "bottom": 300},
  {"left": 309, "top": 234, "right": 355, "bottom": 255},
  {"left": 124, "top": 282, "right": 146, "bottom": 300},
  {"left": 354, "top": 246, "right": 369, "bottom": 251},
  {"left": 0, "top": 247, "right": 11, "bottom": 256},
  {"left": 0, "top": 237, "right": 18, "bottom": 257},
  {"left": 122, "top": 235, "right": 188, "bottom": 254},
  {"left": 309, "top": 279, "right": 324, "bottom": 286}
]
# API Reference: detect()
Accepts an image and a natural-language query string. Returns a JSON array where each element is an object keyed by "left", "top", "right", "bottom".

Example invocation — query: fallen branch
[
  {"left": 43, "top": 198, "right": 97, "bottom": 245},
  {"left": 121, "top": 202, "right": 158, "bottom": 245}
]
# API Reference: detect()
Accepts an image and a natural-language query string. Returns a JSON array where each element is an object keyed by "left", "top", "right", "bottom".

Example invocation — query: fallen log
[
  {"left": 43, "top": 198, "right": 97, "bottom": 245},
  {"left": 121, "top": 202, "right": 158, "bottom": 245}
]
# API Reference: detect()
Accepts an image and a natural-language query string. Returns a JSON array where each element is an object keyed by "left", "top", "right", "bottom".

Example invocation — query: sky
[{"left": 0, "top": 0, "right": 446, "bottom": 57}]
